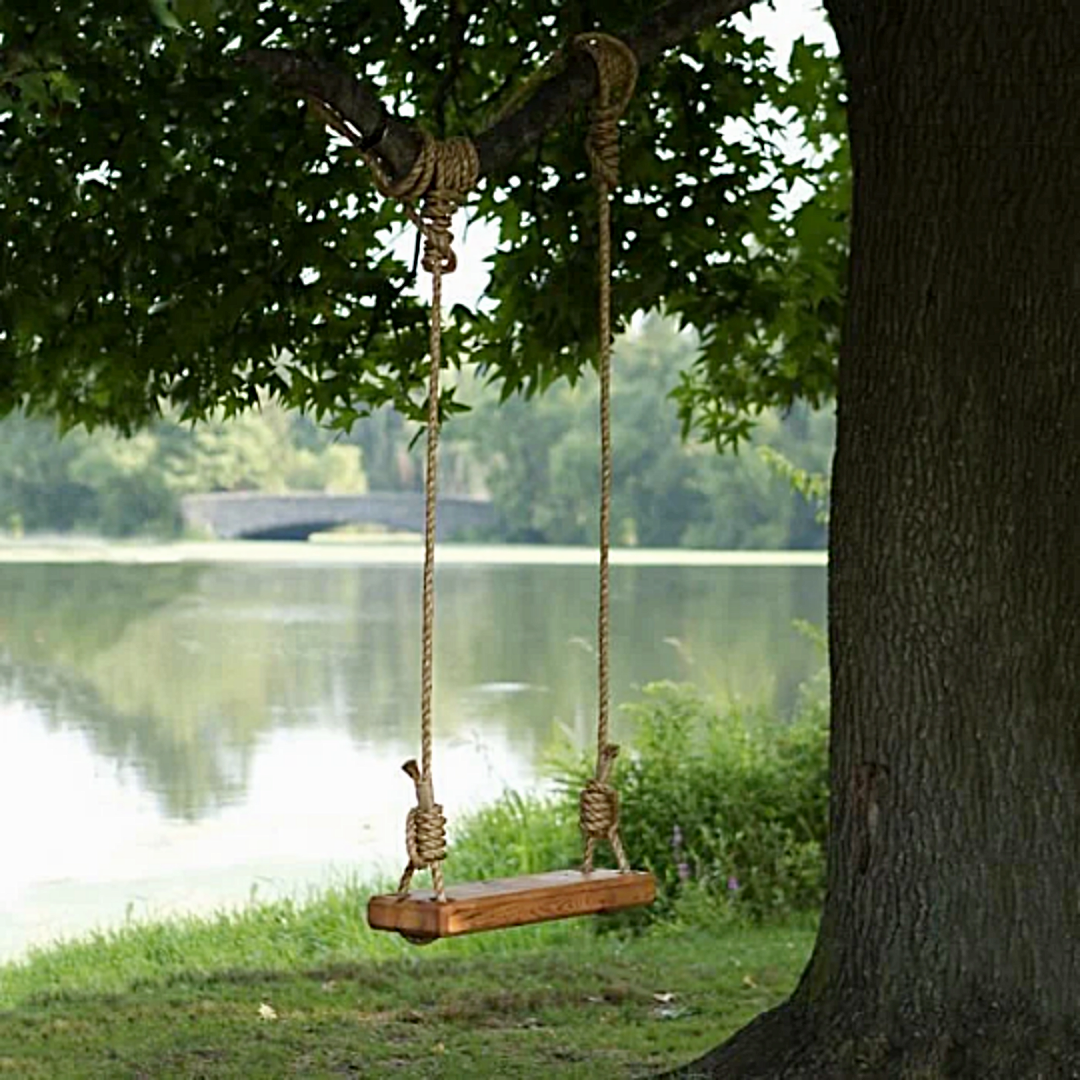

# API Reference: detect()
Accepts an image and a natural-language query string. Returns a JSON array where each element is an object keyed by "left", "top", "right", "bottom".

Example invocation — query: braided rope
[
  {"left": 574, "top": 32, "right": 638, "bottom": 876},
  {"left": 351, "top": 130, "right": 479, "bottom": 903},
  {"left": 318, "top": 41, "right": 638, "bottom": 891}
]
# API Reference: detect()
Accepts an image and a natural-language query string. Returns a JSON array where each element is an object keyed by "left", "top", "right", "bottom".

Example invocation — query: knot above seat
[
  {"left": 579, "top": 742, "right": 630, "bottom": 874},
  {"left": 405, "top": 804, "right": 448, "bottom": 869},
  {"left": 398, "top": 758, "right": 448, "bottom": 899}
]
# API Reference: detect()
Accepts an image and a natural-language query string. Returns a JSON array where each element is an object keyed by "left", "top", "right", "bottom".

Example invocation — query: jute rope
[
  {"left": 573, "top": 33, "right": 638, "bottom": 876},
  {"left": 349, "top": 129, "right": 479, "bottom": 903},
  {"left": 314, "top": 35, "right": 637, "bottom": 892}
]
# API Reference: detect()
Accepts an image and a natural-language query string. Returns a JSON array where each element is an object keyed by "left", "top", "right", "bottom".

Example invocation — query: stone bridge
[{"left": 180, "top": 491, "right": 496, "bottom": 541}]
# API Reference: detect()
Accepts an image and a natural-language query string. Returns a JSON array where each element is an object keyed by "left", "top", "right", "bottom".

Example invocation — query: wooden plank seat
[{"left": 367, "top": 869, "right": 656, "bottom": 941}]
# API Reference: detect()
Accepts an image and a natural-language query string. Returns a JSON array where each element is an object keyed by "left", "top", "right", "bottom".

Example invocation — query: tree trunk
[{"left": 678, "top": 2, "right": 1080, "bottom": 1076}]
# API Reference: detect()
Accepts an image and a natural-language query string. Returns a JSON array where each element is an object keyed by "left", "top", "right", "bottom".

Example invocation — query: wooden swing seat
[{"left": 367, "top": 868, "right": 655, "bottom": 941}]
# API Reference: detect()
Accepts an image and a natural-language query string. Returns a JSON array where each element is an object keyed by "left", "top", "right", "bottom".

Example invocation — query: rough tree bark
[{"left": 677, "top": 1, "right": 1080, "bottom": 1076}]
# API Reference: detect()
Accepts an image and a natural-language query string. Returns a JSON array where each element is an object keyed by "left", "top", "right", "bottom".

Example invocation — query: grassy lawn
[{"left": 0, "top": 902, "right": 813, "bottom": 1078}]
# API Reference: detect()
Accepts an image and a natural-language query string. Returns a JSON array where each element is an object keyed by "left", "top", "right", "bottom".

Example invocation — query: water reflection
[
  {"left": 0, "top": 559, "right": 825, "bottom": 818},
  {"left": 0, "top": 560, "right": 824, "bottom": 822}
]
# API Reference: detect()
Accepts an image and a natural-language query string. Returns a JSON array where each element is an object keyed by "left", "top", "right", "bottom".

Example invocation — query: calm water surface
[{"left": 0, "top": 542, "right": 825, "bottom": 960}]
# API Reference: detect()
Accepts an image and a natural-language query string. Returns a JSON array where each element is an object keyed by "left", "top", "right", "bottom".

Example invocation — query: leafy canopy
[{"left": 0, "top": 0, "right": 847, "bottom": 444}]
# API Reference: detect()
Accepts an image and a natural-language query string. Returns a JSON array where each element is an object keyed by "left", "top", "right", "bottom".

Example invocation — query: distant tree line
[
  {"left": 0, "top": 317, "right": 832, "bottom": 546},
  {"left": 445, "top": 315, "right": 834, "bottom": 549},
  {"left": 0, "top": 404, "right": 366, "bottom": 537}
]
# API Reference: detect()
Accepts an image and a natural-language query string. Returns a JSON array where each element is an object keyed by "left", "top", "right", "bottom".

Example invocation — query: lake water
[{"left": 0, "top": 542, "right": 826, "bottom": 961}]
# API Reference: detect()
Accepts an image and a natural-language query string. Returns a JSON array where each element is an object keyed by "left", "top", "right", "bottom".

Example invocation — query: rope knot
[
  {"left": 580, "top": 776, "right": 619, "bottom": 837},
  {"left": 580, "top": 743, "right": 620, "bottom": 838},
  {"left": 398, "top": 759, "right": 447, "bottom": 897},
  {"left": 579, "top": 743, "right": 630, "bottom": 874},
  {"left": 405, "top": 805, "right": 448, "bottom": 868},
  {"left": 419, "top": 191, "right": 460, "bottom": 276},
  {"left": 368, "top": 131, "right": 479, "bottom": 276}
]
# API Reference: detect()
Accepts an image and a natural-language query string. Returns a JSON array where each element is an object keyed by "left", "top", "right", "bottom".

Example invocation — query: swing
[{"left": 361, "top": 34, "right": 655, "bottom": 941}]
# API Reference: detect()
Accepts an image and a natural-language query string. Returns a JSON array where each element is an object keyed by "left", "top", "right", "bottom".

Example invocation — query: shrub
[
  {"left": 449, "top": 678, "right": 829, "bottom": 926},
  {"left": 620, "top": 681, "right": 828, "bottom": 922}
]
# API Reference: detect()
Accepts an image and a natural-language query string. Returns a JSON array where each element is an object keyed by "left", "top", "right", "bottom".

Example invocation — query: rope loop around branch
[
  {"left": 573, "top": 33, "right": 638, "bottom": 192},
  {"left": 366, "top": 131, "right": 479, "bottom": 275}
]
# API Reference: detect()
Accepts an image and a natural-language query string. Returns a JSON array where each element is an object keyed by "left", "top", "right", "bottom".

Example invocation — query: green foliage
[
  {"left": 68, "top": 430, "right": 179, "bottom": 535},
  {"left": 158, "top": 403, "right": 367, "bottom": 496},
  {"left": 449, "top": 314, "right": 834, "bottom": 548},
  {"left": 0, "top": 401, "right": 365, "bottom": 537},
  {"left": 450, "top": 677, "right": 830, "bottom": 925},
  {"left": 758, "top": 444, "right": 830, "bottom": 525},
  {"left": 614, "top": 681, "right": 829, "bottom": 922},
  {"left": 1, "top": 1, "right": 847, "bottom": 443},
  {"left": 670, "top": 39, "right": 851, "bottom": 448},
  {"left": 0, "top": 414, "right": 98, "bottom": 532}
]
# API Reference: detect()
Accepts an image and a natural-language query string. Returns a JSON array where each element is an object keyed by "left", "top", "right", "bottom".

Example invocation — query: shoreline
[{"left": 0, "top": 537, "right": 828, "bottom": 568}]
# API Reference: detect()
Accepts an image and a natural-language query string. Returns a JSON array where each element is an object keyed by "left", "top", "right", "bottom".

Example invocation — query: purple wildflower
[
  {"left": 727, "top": 875, "right": 740, "bottom": 892},
  {"left": 677, "top": 861, "right": 692, "bottom": 883}
]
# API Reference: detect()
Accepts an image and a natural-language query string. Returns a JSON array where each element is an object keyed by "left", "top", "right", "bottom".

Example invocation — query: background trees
[
  {"left": 0, "top": 314, "right": 832, "bottom": 543},
  {"left": 0, "top": 403, "right": 366, "bottom": 536},
  {"left": 448, "top": 314, "right": 832, "bottom": 547}
]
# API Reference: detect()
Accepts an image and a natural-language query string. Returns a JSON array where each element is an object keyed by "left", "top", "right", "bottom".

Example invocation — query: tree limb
[
  {"left": 241, "top": 0, "right": 758, "bottom": 186},
  {"left": 432, "top": 0, "right": 470, "bottom": 138}
]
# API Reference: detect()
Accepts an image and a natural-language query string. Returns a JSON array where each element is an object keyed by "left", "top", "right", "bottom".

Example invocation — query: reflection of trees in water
[
  {"left": 0, "top": 563, "right": 248, "bottom": 820},
  {"left": 412, "top": 563, "right": 827, "bottom": 765},
  {"left": 0, "top": 563, "right": 201, "bottom": 666},
  {"left": 0, "top": 560, "right": 826, "bottom": 822},
  {"left": 0, "top": 563, "right": 413, "bottom": 821},
  {"left": 0, "top": 654, "right": 247, "bottom": 821}
]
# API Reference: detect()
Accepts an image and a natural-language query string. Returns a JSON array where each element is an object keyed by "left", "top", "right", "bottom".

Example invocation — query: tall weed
[{"left": 446, "top": 788, "right": 579, "bottom": 883}]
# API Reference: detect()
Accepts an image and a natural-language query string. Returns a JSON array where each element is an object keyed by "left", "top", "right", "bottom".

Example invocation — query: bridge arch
[{"left": 180, "top": 492, "right": 496, "bottom": 540}]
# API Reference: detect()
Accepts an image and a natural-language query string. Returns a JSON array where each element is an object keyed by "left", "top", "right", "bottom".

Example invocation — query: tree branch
[
  {"left": 240, "top": 48, "right": 425, "bottom": 177},
  {"left": 477, "top": 0, "right": 757, "bottom": 177},
  {"left": 241, "top": 0, "right": 757, "bottom": 186}
]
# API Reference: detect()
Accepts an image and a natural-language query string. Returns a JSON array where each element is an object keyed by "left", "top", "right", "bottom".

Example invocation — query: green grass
[
  {"left": 0, "top": 681, "right": 826, "bottom": 1076},
  {"left": 0, "top": 905, "right": 814, "bottom": 1078},
  {"left": 0, "top": 880, "right": 596, "bottom": 1008}
]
